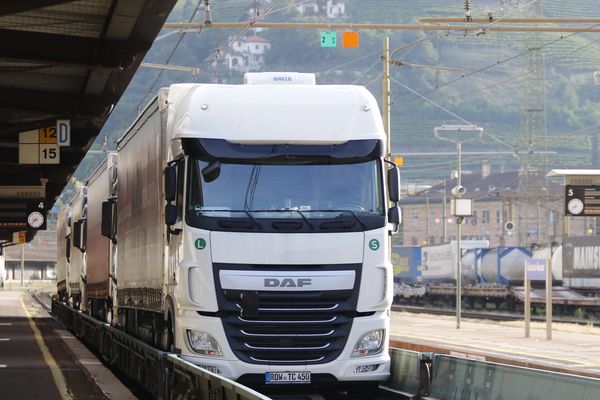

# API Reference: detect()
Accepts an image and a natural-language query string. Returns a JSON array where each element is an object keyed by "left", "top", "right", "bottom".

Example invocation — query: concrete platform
[
  {"left": 0, "top": 289, "right": 136, "bottom": 399},
  {"left": 390, "top": 310, "right": 600, "bottom": 379}
]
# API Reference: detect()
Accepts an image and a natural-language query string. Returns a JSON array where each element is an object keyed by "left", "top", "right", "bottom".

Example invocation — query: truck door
[{"left": 167, "top": 159, "right": 185, "bottom": 285}]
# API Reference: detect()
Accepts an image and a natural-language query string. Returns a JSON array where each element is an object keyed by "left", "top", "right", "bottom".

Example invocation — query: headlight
[
  {"left": 187, "top": 330, "right": 223, "bottom": 357},
  {"left": 351, "top": 329, "right": 385, "bottom": 358}
]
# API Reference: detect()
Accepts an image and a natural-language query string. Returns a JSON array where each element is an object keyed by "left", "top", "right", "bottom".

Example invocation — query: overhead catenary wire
[
  {"left": 159, "top": 19, "right": 600, "bottom": 100},
  {"left": 138, "top": 0, "right": 284, "bottom": 107},
  {"left": 390, "top": 77, "right": 518, "bottom": 153},
  {"left": 412, "top": 19, "right": 600, "bottom": 100},
  {"left": 434, "top": 32, "right": 600, "bottom": 105},
  {"left": 550, "top": 123, "right": 600, "bottom": 139},
  {"left": 136, "top": 1, "right": 205, "bottom": 113},
  {"left": 363, "top": 72, "right": 383, "bottom": 90},
  {"left": 318, "top": 50, "right": 380, "bottom": 76},
  {"left": 190, "top": 0, "right": 282, "bottom": 82},
  {"left": 400, "top": 153, "right": 506, "bottom": 170},
  {"left": 349, "top": 55, "right": 382, "bottom": 85},
  {"left": 263, "top": 0, "right": 315, "bottom": 17}
]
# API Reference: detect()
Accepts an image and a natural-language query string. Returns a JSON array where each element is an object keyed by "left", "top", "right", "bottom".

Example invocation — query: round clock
[
  {"left": 567, "top": 198, "right": 584, "bottom": 215},
  {"left": 27, "top": 211, "right": 45, "bottom": 228}
]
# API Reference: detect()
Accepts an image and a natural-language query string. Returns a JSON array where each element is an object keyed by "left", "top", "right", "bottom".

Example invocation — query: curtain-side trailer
[
  {"left": 85, "top": 152, "right": 118, "bottom": 322},
  {"left": 56, "top": 206, "right": 70, "bottom": 301},
  {"left": 68, "top": 187, "right": 87, "bottom": 309}
]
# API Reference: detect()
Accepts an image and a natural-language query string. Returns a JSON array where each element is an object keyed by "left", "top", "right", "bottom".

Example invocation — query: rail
[{"left": 51, "top": 299, "right": 270, "bottom": 400}]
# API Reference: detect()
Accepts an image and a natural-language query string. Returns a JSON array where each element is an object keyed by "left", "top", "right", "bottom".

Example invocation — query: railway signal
[{"left": 320, "top": 32, "right": 336, "bottom": 47}]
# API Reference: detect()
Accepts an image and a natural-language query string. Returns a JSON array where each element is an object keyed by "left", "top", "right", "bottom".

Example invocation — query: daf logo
[{"left": 264, "top": 278, "right": 312, "bottom": 288}]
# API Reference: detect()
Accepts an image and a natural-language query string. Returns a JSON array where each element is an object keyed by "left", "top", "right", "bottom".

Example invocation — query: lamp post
[{"left": 434, "top": 124, "right": 483, "bottom": 329}]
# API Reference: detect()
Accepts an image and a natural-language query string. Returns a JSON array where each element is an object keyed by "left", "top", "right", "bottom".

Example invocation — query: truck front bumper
[{"left": 175, "top": 310, "right": 391, "bottom": 383}]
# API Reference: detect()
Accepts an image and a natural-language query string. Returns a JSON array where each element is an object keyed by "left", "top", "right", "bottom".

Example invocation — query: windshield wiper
[
  {"left": 332, "top": 209, "right": 368, "bottom": 230},
  {"left": 289, "top": 209, "right": 315, "bottom": 230},
  {"left": 241, "top": 166, "right": 262, "bottom": 230},
  {"left": 242, "top": 210, "right": 262, "bottom": 230},
  {"left": 196, "top": 208, "right": 262, "bottom": 230}
]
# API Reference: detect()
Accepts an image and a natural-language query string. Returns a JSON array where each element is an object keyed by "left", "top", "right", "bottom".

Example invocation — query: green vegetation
[{"left": 63, "top": 0, "right": 600, "bottom": 200}]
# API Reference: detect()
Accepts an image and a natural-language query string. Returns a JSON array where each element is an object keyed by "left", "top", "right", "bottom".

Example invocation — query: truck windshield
[{"left": 187, "top": 159, "right": 384, "bottom": 220}]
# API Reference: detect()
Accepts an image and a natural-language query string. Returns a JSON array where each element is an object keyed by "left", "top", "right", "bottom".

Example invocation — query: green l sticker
[
  {"left": 369, "top": 239, "right": 380, "bottom": 251},
  {"left": 195, "top": 238, "right": 206, "bottom": 250}
]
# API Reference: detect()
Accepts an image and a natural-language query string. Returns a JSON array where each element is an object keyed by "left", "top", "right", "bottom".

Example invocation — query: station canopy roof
[{"left": 0, "top": 0, "right": 176, "bottom": 242}]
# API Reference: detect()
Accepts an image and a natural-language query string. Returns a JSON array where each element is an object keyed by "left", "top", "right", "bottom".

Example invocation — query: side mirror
[
  {"left": 101, "top": 199, "right": 117, "bottom": 243},
  {"left": 66, "top": 237, "right": 71, "bottom": 262},
  {"left": 387, "top": 166, "right": 401, "bottom": 203},
  {"left": 165, "top": 203, "right": 178, "bottom": 226},
  {"left": 164, "top": 165, "right": 177, "bottom": 202},
  {"left": 202, "top": 160, "right": 221, "bottom": 183},
  {"left": 388, "top": 205, "right": 401, "bottom": 230},
  {"left": 72, "top": 220, "right": 81, "bottom": 250}
]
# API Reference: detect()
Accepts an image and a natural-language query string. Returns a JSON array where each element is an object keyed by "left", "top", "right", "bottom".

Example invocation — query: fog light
[
  {"left": 355, "top": 364, "right": 380, "bottom": 373},
  {"left": 187, "top": 330, "right": 223, "bottom": 357},
  {"left": 351, "top": 329, "right": 384, "bottom": 358}
]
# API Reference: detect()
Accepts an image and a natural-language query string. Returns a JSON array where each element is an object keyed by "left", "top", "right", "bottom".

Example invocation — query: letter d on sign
[{"left": 57, "top": 119, "right": 70, "bottom": 147}]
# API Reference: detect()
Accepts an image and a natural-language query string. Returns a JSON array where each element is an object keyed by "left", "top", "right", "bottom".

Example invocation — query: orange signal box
[
  {"left": 342, "top": 32, "right": 359, "bottom": 48},
  {"left": 394, "top": 156, "right": 404, "bottom": 167}
]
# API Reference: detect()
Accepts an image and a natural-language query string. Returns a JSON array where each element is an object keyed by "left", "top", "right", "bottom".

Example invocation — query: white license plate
[{"left": 265, "top": 371, "right": 311, "bottom": 384}]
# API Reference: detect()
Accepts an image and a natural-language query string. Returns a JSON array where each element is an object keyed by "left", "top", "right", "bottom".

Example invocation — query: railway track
[{"left": 392, "top": 304, "right": 596, "bottom": 325}]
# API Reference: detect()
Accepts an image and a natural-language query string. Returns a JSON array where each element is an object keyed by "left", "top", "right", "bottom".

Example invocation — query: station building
[
  {"left": 0, "top": 214, "right": 57, "bottom": 287},
  {"left": 398, "top": 169, "right": 589, "bottom": 247}
]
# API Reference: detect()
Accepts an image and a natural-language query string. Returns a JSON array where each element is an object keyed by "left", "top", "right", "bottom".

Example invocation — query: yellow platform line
[
  {"left": 20, "top": 297, "right": 72, "bottom": 400},
  {"left": 392, "top": 332, "right": 600, "bottom": 368}
]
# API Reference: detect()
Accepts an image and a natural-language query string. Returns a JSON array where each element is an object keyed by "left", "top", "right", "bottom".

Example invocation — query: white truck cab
[{"left": 115, "top": 72, "right": 401, "bottom": 389}]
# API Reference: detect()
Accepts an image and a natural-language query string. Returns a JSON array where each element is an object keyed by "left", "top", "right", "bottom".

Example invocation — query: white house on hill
[
  {"left": 296, "top": 0, "right": 346, "bottom": 19},
  {"left": 214, "top": 35, "right": 271, "bottom": 73}
]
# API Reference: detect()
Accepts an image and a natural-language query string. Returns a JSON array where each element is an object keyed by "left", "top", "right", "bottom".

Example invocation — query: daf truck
[{"left": 105, "top": 72, "right": 401, "bottom": 389}]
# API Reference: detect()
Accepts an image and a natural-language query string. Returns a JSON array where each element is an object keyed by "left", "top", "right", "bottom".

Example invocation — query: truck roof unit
[{"left": 167, "top": 83, "right": 384, "bottom": 145}]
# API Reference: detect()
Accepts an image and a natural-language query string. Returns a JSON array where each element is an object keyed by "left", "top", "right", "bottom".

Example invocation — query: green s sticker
[{"left": 369, "top": 239, "right": 380, "bottom": 251}]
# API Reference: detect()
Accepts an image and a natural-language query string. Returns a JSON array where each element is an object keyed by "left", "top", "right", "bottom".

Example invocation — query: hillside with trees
[{"left": 63, "top": 0, "right": 600, "bottom": 201}]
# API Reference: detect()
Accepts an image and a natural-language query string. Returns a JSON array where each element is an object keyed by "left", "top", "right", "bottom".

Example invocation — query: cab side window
[{"left": 176, "top": 159, "right": 185, "bottom": 219}]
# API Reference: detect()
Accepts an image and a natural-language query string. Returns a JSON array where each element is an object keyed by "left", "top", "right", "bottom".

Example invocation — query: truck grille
[{"left": 213, "top": 264, "right": 362, "bottom": 365}]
